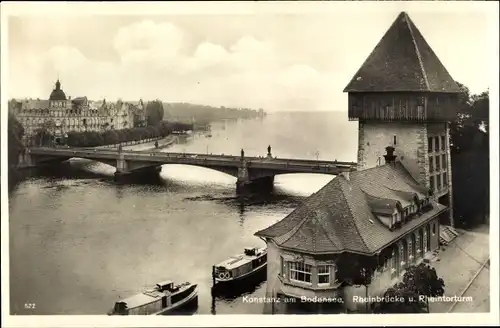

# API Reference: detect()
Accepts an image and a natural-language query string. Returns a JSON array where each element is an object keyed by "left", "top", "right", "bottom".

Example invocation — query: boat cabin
[
  {"left": 244, "top": 247, "right": 261, "bottom": 256},
  {"left": 113, "top": 301, "right": 128, "bottom": 315},
  {"left": 156, "top": 280, "right": 178, "bottom": 293}
]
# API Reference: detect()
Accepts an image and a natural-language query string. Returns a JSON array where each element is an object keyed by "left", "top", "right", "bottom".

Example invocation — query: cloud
[{"left": 9, "top": 19, "right": 348, "bottom": 111}]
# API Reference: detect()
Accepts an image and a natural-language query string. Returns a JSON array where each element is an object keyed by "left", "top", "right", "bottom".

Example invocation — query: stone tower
[{"left": 343, "top": 12, "right": 461, "bottom": 226}]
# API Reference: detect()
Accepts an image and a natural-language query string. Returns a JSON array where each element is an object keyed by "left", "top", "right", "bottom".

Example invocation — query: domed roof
[{"left": 49, "top": 79, "right": 67, "bottom": 101}]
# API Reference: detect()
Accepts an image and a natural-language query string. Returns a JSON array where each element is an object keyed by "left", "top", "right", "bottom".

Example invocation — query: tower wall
[
  {"left": 357, "top": 121, "right": 430, "bottom": 187},
  {"left": 358, "top": 121, "right": 454, "bottom": 225}
]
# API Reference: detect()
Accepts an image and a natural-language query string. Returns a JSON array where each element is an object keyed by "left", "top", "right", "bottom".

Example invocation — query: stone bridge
[{"left": 21, "top": 147, "right": 357, "bottom": 193}]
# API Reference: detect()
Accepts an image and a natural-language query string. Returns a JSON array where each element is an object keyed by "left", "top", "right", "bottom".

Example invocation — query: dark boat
[
  {"left": 213, "top": 247, "right": 267, "bottom": 284},
  {"left": 108, "top": 280, "right": 198, "bottom": 315}
]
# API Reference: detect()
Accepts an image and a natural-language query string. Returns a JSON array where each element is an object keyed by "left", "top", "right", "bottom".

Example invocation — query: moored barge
[{"left": 213, "top": 247, "right": 267, "bottom": 284}]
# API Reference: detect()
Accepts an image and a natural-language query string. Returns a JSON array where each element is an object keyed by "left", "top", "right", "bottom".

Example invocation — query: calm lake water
[{"left": 9, "top": 111, "right": 358, "bottom": 315}]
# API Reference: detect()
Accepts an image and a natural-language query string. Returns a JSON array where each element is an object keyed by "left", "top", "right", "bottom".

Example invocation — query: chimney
[
  {"left": 341, "top": 171, "right": 350, "bottom": 181},
  {"left": 383, "top": 146, "right": 397, "bottom": 165}
]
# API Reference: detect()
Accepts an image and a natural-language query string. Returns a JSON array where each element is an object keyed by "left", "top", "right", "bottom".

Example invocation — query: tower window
[
  {"left": 443, "top": 173, "right": 448, "bottom": 187},
  {"left": 441, "top": 136, "right": 445, "bottom": 150},
  {"left": 394, "top": 135, "right": 397, "bottom": 145},
  {"left": 429, "top": 157, "right": 434, "bottom": 173},
  {"left": 437, "top": 175, "right": 442, "bottom": 191},
  {"left": 429, "top": 176, "right": 435, "bottom": 192},
  {"left": 436, "top": 156, "right": 440, "bottom": 171},
  {"left": 434, "top": 136, "right": 439, "bottom": 152},
  {"left": 428, "top": 137, "right": 433, "bottom": 153}
]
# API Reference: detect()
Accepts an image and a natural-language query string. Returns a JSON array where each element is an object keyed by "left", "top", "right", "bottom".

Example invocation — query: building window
[
  {"left": 434, "top": 136, "right": 439, "bottom": 152},
  {"left": 441, "top": 136, "right": 445, "bottom": 151},
  {"left": 436, "top": 156, "right": 440, "bottom": 171},
  {"left": 399, "top": 243, "right": 406, "bottom": 270},
  {"left": 408, "top": 237, "right": 414, "bottom": 264},
  {"left": 317, "top": 265, "right": 330, "bottom": 285},
  {"left": 432, "top": 223, "right": 436, "bottom": 235},
  {"left": 415, "top": 233, "right": 421, "bottom": 258},
  {"left": 423, "top": 229, "right": 428, "bottom": 253},
  {"left": 391, "top": 249, "right": 398, "bottom": 278},
  {"left": 442, "top": 154, "right": 446, "bottom": 168},
  {"left": 430, "top": 176, "right": 435, "bottom": 192},
  {"left": 428, "top": 137, "right": 432, "bottom": 153},
  {"left": 289, "top": 262, "right": 312, "bottom": 284},
  {"left": 394, "top": 135, "right": 397, "bottom": 145},
  {"left": 429, "top": 157, "right": 434, "bottom": 172},
  {"left": 437, "top": 175, "right": 442, "bottom": 191},
  {"left": 443, "top": 172, "right": 448, "bottom": 187}
]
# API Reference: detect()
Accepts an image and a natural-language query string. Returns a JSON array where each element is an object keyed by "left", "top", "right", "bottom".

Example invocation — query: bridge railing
[{"left": 29, "top": 147, "right": 357, "bottom": 167}]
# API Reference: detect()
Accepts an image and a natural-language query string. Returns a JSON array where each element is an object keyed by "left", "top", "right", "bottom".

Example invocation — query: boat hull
[
  {"left": 153, "top": 286, "right": 199, "bottom": 315},
  {"left": 215, "top": 262, "right": 267, "bottom": 285}
]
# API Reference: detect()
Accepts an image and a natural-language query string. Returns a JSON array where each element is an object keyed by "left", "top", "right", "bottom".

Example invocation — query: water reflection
[
  {"left": 210, "top": 269, "right": 267, "bottom": 315},
  {"left": 162, "top": 297, "right": 199, "bottom": 316}
]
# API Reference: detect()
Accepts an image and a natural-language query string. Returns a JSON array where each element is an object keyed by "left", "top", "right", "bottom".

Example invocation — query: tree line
[
  {"left": 64, "top": 121, "right": 192, "bottom": 148},
  {"left": 163, "top": 102, "right": 264, "bottom": 125}
]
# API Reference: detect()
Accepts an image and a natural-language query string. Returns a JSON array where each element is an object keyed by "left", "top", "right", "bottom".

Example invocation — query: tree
[
  {"left": 372, "top": 282, "right": 426, "bottom": 314},
  {"left": 336, "top": 253, "right": 379, "bottom": 312},
  {"left": 8, "top": 114, "right": 25, "bottom": 188},
  {"left": 146, "top": 100, "right": 164, "bottom": 126},
  {"left": 8, "top": 113, "right": 25, "bottom": 165},
  {"left": 402, "top": 263, "right": 445, "bottom": 312},
  {"left": 450, "top": 82, "right": 489, "bottom": 227}
]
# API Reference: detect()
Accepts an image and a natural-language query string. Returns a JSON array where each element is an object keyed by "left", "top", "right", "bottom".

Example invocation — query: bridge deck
[{"left": 28, "top": 147, "right": 357, "bottom": 173}]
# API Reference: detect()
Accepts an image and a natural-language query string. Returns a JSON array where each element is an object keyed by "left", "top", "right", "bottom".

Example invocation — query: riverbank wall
[{"left": 97, "top": 135, "right": 178, "bottom": 151}]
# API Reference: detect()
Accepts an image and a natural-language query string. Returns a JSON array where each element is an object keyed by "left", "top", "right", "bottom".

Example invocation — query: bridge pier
[
  {"left": 236, "top": 163, "right": 251, "bottom": 194},
  {"left": 114, "top": 166, "right": 162, "bottom": 183},
  {"left": 236, "top": 176, "right": 275, "bottom": 195},
  {"left": 18, "top": 149, "right": 34, "bottom": 168}
]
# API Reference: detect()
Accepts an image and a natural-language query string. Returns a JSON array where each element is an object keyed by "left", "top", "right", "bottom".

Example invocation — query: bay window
[
  {"left": 289, "top": 262, "right": 312, "bottom": 284},
  {"left": 317, "top": 265, "right": 330, "bottom": 285}
]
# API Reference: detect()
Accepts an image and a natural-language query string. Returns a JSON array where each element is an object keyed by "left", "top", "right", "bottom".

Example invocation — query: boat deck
[
  {"left": 216, "top": 248, "right": 266, "bottom": 270},
  {"left": 119, "top": 292, "right": 160, "bottom": 309}
]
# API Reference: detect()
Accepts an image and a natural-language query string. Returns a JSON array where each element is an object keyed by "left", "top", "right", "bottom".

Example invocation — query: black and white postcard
[{"left": 1, "top": 1, "right": 498, "bottom": 327}]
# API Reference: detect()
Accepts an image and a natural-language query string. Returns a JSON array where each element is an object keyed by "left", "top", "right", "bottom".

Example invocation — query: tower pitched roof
[{"left": 344, "top": 12, "right": 461, "bottom": 93}]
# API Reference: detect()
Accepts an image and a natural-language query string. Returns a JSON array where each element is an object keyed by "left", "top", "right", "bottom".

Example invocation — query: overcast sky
[{"left": 5, "top": 1, "right": 498, "bottom": 111}]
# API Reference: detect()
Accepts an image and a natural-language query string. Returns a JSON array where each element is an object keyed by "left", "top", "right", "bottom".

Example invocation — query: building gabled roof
[
  {"left": 365, "top": 194, "right": 400, "bottom": 215},
  {"left": 343, "top": 12, "right": 461, "bottom": 93},
  {"left": 255, "top": 162, "right": 446, "bottom": 256}
]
